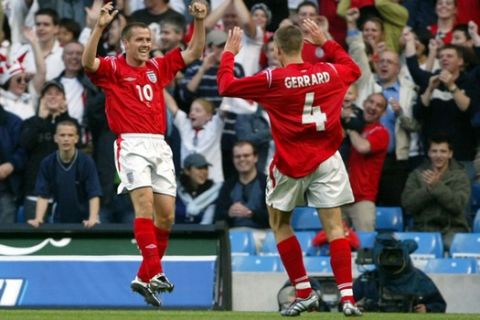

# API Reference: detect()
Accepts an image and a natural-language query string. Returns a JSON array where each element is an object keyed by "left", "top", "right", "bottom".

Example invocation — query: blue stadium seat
[
  {"left": 474, "top": 210, "right": 480, "bottom": 233},
  {"left": 292, "top": 207, "right": 322, "bottom": 231},
  {"left": 424, "top": 258, "right": 478, "bottom": 274},
  {"left": 471, "top": 183, "right": 480, "bottom": 213},
  {"left": 357, "top": 231, "right": 378, "bottom": 249},
  {"left": 260, "top": 231, "right": 278, "bottom": 255},
  {"left": 229, "top": 230, "right": 256, "bottom": 255},
  {"left": 376, "top": 207, "right": 403, "bottom": 232},
  {"left": 232, "top": 255, "right": 282, "bottom": 272},
  {"left": 450, "top": 233, "right": 480, "bottom": 258},
  {"left": 303, "top": 256, "right": 332, "bottom": 274},
  {"left": 295, "top": 231, "right": 316, "bottom": 256},
  {"left": 394, "top": 232, "right": 444, "bottom": 258}
]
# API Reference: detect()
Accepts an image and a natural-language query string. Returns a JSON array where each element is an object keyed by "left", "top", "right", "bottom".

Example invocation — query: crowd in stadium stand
[{"left": 0, "top": 0, "right": 479, "bottom": 251}]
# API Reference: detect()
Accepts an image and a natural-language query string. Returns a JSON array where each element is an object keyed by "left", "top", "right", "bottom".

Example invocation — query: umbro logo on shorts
[{"left": 127, "top": 172, "right": 134, "bottom": 184}]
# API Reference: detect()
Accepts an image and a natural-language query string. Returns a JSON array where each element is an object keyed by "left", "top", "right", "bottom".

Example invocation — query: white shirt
[
  {"left": 61, "top": 77, "right": 85, "bottom": 125},
  {"left": 235, "top": 25, "right": 264, "bottom": 77},
  {"left": 0, "top": 89, "right": 36, "bottom": 120},
  {"left": 13, "top": 40, "right": 65, "bottom": 81},
  {"left": 174, "top": 111, "right": 225, "bottom": 182}
]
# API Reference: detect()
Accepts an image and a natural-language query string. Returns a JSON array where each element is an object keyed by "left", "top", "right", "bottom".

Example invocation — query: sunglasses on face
[{"left": 15, "top": 76, "right": 31, "bottom": 84}]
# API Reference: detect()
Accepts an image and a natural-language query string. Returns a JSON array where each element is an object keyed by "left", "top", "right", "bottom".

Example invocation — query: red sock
[
  {"left": 154, "top": 226, "right": 170, "bottom": 273},
  {"left": 330, "top": 238, "right": 354, "bottom": 304},
  {"left": 134, "top": 218, "right": 160, "bottom": 282},
  {"left": 277, "top": 236, "right": 312, "bottom": 299}
]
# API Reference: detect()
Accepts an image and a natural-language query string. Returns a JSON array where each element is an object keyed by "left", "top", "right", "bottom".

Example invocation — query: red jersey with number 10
[
  {"left": 87, "top": 48, "right": 185, "bottom": 135},
  {"left": 218, "top": 40, "right": 361, "bottom": 178}
]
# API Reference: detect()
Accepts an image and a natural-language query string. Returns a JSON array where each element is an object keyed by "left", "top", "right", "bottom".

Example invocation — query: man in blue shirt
[{"left": 27, "top": 119, "right": 102, "bottom": 227}]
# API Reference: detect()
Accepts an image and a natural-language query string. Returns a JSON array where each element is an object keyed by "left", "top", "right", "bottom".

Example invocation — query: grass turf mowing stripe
[{"left": 0, "top": 310, "right": 479, "bottom": 320}]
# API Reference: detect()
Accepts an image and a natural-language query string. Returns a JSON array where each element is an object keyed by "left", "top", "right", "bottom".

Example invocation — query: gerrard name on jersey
[{"left": 284, "top": 71, "right": 331, "bottom": 89}]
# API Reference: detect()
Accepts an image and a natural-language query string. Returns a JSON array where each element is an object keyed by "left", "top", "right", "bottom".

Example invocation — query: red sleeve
[
  {"left": 321, "top": 40, "right": 361, "bottom": 86},
  {"left": 367, "top": 127, "right": 389, "bottom": 154},
  {"left": 153, "top": 48, "right": 186, "bottom": 87},
  {"left": 86, "top": 56, "right": 115, "bottom": 88},
  {"left": 217, "top": 51, "right": 270, "bottom": 100}
]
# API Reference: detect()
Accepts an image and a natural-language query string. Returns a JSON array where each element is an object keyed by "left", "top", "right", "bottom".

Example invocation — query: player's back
[{"left": 258, "top": 62, "right": 348, "bottom": 178}]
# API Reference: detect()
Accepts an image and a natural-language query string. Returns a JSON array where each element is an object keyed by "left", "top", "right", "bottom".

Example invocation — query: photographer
[
  {"left": 353, "top": 233, "right": 446, "bottom": 313},
  {"left": 342, "top": 93, "right": 389, "bottom": 231},
  {"left": 339, "top": 84, "right": 365, "bottom": 162}
]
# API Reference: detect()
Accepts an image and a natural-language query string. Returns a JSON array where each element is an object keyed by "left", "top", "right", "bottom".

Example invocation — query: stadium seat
[
  {"left": 292, "top": 207, "right": 322, "bottom": 231},
  {"left": 450, "top": 233, "right": 480, "bottom": 258},
  {"left": 394, "top": 232, "right": 444, "bottom": 258},
  {"left": 260, "top": 231, "right": 278, "bottom": 255},
  {"left": 376, "top": 206, "right": 404, "bottom": 232},
  {"left": 303, "top": 256, "right": 332, "bottom": 274},
  {"left": 229, "top": 230, "right": 256, "bottom": 255},
  {"left": 295, "top": 231, "right": 316, "bottom": 256},
  {"left": 474, "top": 210, "right": 480, "bottom": 233},
  {"left": 471, "top": 183, "right": 480, "bottom": 213},
  {"left": 232, "top": 255, "right": 282, "bottom": 272},
  {"left": 424, "top": 258, "right": 478, "bottom": 274},
  {"left": 357, "top": 231, "right": 378, "bottom": 249}
]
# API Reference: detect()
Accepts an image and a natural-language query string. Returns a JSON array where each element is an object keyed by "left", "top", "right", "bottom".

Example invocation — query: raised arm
[
  {"left": 181, "top": 1, "right": 208, "bottom": 66},
  {"left": 205, "top": 0, "right": 232, "bottom": 31},
  {"left": 303, "top": 18, "right": 361, "bottom": 84},
  {"left": 82, "top": 2, "right": 118, "bottom": 72},
  {"left": 23, "top": 27, "right": 46, "bottom": 94},
  {"left": 232, "top": 0, "right": 256, "bottom": 38},
  {"left": 164, "top": 89, "right": 180, "bottom": 116}
]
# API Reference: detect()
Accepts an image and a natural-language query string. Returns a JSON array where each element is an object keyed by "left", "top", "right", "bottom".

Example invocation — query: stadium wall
[{"left": 231, "top": 272, "right": 480, "bottom": 313}]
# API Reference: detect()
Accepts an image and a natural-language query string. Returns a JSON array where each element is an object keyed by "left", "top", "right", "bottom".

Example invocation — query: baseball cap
[
  {"left": 41, "top": 80, "right": 65, "bottom": 96},
  {"left": 183, "top": 153, "right": 211, "bottom": 168},
  {"left": 207, "top": 29, "right": 227, "bottom": 46}
]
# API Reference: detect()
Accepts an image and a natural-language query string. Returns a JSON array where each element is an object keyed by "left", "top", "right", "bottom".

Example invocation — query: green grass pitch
[{"left": 0, "top": 310, "right": 480, "bottom": 320}]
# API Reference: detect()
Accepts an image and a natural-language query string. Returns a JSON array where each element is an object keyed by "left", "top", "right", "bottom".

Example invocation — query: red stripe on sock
[
  {"left": 134, "top": 218, "right": 160, "bottom": 281},
  {"left": 277, "top": 236, "right": 312, "bottom": 299},
  {"left": 330, "top": 238, "right": 355, "bottom": 304},
  {"left": 154, "top": 226, "right": 170, "bottom": 273}
]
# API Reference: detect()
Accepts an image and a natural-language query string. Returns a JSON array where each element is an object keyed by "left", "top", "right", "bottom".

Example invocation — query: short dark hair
[
  {"left": 429, "top": 135, "right": 453, "bottom": 150},
  {"left": 160, "top": 16, "right": 186, "bottom": 34},
  {"left": 55, "top": 119, "right": 80, "bottom": 135},
  {"left": 439, "top": 44, "right": 464, "bottom": 59},
  {"left": 453, "top": 24, "right": 471, "bottom": 40},
  {"left": 296, "top": 1, "right": 318, "bottom": 13},
  {"left": 35, "top": 8, "right": 59, "bottom": 25},
  {"left": 274, "top": 25, "right": 303, "bottom": 56},
  {"left": 233, "top": 140, "right": 258, "bottom": 155},
  {"left": 59, "top": 18, "right": 81, "bottom": 41},
  {"left": 121, "top": 22, "right": 150, "bottom": 40}
]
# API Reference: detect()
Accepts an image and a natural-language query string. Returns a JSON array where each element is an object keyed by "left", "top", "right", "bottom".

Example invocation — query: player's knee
[{"left": 155, "top": 212, "right": 174, "bottom": 229}]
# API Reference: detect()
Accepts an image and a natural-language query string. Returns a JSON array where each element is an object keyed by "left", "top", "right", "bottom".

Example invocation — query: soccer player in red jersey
[
  {"left": 82, "top": 1, "right": 207, "bottom": 307},
  {"left": 218, "top": 20, "right": 363, "bottom": 317}
]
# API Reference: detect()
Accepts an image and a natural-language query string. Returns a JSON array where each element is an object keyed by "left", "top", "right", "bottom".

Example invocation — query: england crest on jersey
[{"left": 146, "top": 71, "right": 157, "bottom": 83}]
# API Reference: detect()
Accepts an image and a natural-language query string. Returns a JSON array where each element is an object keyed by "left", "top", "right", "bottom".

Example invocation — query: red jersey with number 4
[
  {"left": 218, "top": 40, "right": 361, "bottom": 178},
  {"left": 87, "top": 48, "right": 185, "bottom": 135}
]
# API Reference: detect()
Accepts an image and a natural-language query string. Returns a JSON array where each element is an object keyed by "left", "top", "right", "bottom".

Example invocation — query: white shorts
[
  {"left": 266, "top": 151, "right": 354, "bottom": 212},
  {"left": 114, "top": 134, "right": 176, "bottom": 196}
]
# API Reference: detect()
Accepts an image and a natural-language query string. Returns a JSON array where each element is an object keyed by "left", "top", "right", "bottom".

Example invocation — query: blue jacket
[{"left": 0, "top": 106, "right": 26, "bottom": 200}]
